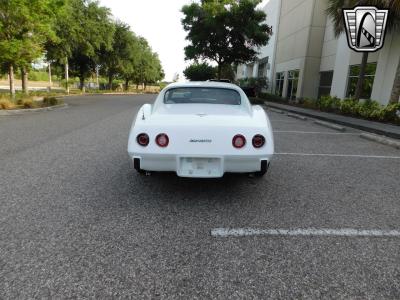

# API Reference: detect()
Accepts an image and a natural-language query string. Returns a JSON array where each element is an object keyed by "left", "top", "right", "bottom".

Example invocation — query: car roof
[{"left": 165, "top": 81, "right": 240, "bottom": 91}]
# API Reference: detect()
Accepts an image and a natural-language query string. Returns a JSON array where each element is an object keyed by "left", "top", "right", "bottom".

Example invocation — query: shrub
[
  {"left": 0, "top": 99, "right": 15, "bottom": 110},
  {"left": 356, "top": 99, "right": 382, "bottom": 119},
  {"left": 183, "top": 63, "right": 216, "bottom": 81},
  {"left": 258, "top": 92, "right": 286, "bottom": 103},
  {"left": 339, "top": 98, "right": 358, "bottom": 115},
  {"left": 159, "top": 82, "right": 168, "bottom": 90},
  {"left": 238, "top": 77, "right": 269, "bottom": 97},
  {"left": 379, "top": 103, "right": 400, "bottom": 124},
  {"left": 299, "top": 97, "right": 316, "bottom": 109},
  {"left": 43, "top": 96, "right": 59, "bottom": 106},
  {"left": 22, "top": 99, "right": 35, "bottom": 108},
  {"left": 316, "top": 95, "right": 341, "bottom": 112},
  {"left": 249, "top": 97, "right": 265, "bottom": 105},
  {"left": 28, "top": 71, "right": 49, "bottom": 81}
]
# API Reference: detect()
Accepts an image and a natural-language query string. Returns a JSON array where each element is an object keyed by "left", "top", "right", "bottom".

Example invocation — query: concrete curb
[
  {"left": 313, "top": 120, "right": 346, "bottom": 132},
  {"left": 264, "top": 102, "right": 400, "bottom": 139},
  {"left": 268, "top": 108, "right": 285, "bottom": 114},
  {"left": 0, "top": 103, "right": 68, "bottom": 116},
  {"left": 287, "top": 113, "right": 307, "bottom": 121},
  {"left": 359, "top": 133, "right": 400, "bottom": 149}
]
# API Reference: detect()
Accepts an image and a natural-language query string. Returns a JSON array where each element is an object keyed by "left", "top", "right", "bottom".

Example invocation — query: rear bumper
[{"left": 129, "top": 153, "right": 272, "bottom": 178}]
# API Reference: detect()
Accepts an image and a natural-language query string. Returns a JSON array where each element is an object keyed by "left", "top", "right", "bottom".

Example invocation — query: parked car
[{"left": 127, "top": 81, "right": 274, "bottom": 178}]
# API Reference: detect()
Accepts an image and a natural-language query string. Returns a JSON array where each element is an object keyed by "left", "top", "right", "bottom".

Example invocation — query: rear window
[{"left": 164, "top": 87, "right": 241, "bottom": 105}]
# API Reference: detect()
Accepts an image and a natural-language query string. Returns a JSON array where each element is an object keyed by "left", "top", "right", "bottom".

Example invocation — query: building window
[
  {"left": 258, "top": 57, "right": 268, "bottom": 78},
  {"left": 275, "top": 72, "right": 284, "bottom": 97},
  {"left": 318, "top": 71, "right": 333, "bottom": 98},
  {"left": 246, "top": 64, "right": 254, "bottom": 78},
  {"left": 346, "top": 63, "right": 377, "bottom": 99},
  {"left": 287, "top": 70, "right": 299, "bottom": 100}
]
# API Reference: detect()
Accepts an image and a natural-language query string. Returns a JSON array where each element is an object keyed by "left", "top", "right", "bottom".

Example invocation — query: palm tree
[{"left": 327, "top": 0, "right": 400, "bottom": 102}]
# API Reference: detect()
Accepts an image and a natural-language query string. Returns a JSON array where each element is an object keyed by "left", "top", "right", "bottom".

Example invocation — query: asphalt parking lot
[{"left": 1, "top": 95, "right": 400, "bottom": 298}]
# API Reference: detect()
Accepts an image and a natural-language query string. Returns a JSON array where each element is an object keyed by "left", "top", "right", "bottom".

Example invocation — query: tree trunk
[
  {"left": 108, "top": 74, "right": 113, "bottom": 90},
  {"left": 125, "top": 78, "right": 129, "bottom": 91},
  {"left": 389, "top": 56, "right": 400, "bottom": 104},
  {"left": 9, "top": 65, "right": 15, "bottom": 98},
  {"left": 354, "top": 52, "right": 369, "bottom": 100},
  {"left": 217, "top": 64, "right": 222, "bottom": 80},
  {"left": 79, "top": 76, "right": 85, "bottom": 92},
  {"left": 65, "top": 58, "right": 70, "bottom": 95},
  {"left": 21, "top": 66, "right": 29, "bottom": 95}
]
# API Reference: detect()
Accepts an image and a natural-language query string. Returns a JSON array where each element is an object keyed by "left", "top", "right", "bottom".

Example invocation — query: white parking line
[
  {"left": 211, "top": 228, "right": 400, "bottom": 238},
  {"left": 275, "top": 152, "right": 400, "bottom": 159},
  {"left": 274, "top": 131, "right": 358, "bottom": 135}
]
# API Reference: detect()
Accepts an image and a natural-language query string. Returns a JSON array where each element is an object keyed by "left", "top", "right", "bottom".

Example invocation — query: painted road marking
[
  {"left": 211, "top": 228, "right": 400, "bottom": 238},
  {"left": 274, "top": 131, "right": 358, "bottom": 135},
  {"left": 275, "top": 152, "right": 400, "bottom": 159}
]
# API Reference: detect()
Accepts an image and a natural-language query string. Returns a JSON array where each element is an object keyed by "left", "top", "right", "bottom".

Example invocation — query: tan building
[{"left": 237, "top": 0, "right": 400, "bottom": 105}]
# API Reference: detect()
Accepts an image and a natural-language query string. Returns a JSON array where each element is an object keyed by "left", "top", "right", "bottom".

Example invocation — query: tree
[
  {"left": 119, "top": 34, "right": 141, "bottom": 91},
  {"left": 66, "top": 0, "right": 114, "bottom": 90},
  {"left": 181, "top": 0, "right": 272, "bottom": 79},
  {"left": 142, "top": 52, "right": 164, "bottom": 88},
  {"left": 99, "top": 21, "right": 137, "bottom": 89},
  {"left": 45, "top": 0, "right": 81, "bottom": 94},
  {"left": 219, "top": 64, "right": 236, "bottom": 81},
  {"left": 128, "top": 37, "right": 164, "bottom": 89},
  {"left": 327, "top": 0, "right": 400, "bottom": 101},
  {"left": 184, "top": 62, "right": 216, "bottom": 81},
  {"left": 0, "top": 0, "right": 59, "bottom": 97}
]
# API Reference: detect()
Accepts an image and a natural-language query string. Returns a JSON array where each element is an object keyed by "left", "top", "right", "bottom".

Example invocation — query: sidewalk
[{"left": 264, "top": 101, "right": 400, "bottom": 140}]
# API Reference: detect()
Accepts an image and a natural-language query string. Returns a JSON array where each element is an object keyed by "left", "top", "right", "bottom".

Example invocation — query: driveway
[{"left": 1, "top": 95, "right": 399, "bottom": 298}]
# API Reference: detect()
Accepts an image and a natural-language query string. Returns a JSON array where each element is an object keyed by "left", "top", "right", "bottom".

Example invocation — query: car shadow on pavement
[{"left": 124, "top": 169, "right": 270, "bottom": 207}]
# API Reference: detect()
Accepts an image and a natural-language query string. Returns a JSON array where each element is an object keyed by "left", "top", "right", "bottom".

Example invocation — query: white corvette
[{"left": 127, "top": 81, "right": 274, "bottom": 178}]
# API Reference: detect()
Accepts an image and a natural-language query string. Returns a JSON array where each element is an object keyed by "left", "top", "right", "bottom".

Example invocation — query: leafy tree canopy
[
  {"left": 66, "top": 0, "right": 114, "bottom": 86},
  {"left": 0, "top": 0, "right": 61, "bottom": 67},
  {"left": 181, "top": 0, "right": 272, "bottom": 78}
]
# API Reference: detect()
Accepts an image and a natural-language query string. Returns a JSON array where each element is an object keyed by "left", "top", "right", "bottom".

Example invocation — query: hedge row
[{"left": 258, "top": 93, "right": 400, "bottom": 125}]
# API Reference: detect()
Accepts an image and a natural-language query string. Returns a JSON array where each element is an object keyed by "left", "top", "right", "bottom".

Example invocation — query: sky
[{"left": 99, "top": 0, "right": 270, "bottom": 82}]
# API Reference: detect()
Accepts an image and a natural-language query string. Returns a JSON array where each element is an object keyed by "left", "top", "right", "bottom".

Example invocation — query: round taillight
[
  {"left": 136, "top": 133, "right": 149, "bottom": 146},
  {"left": 252, "top": 134, "right": 265, "bottom": 148},
  {"left": 156, "top": 133, "right": 169, "bottom": 147},
  {"left": 232, "top": 134, "right": 246, "bottom": 148}
]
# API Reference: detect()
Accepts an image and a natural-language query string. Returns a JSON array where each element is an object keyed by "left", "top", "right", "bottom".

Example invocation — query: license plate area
[{"left": 178, "top": 157, "right": 222, "bottom": 177}]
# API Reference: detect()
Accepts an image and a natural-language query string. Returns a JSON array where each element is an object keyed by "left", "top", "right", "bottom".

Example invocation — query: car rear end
[{"left": 127, "top": 83, "right": 274, "bottom": 178}]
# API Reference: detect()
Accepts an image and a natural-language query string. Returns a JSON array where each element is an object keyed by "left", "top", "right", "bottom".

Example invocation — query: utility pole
[
  {"left": 65, "top": 58, "right": 70, "bottom": 95},
  {"left": 96, "top": 65, "right": 99, "bottom": 89},
  {"left": 48, "top": 62, "right": 52, "bottom": 91}
]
